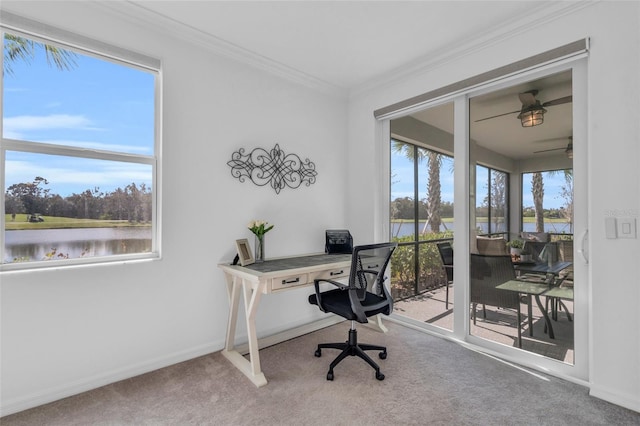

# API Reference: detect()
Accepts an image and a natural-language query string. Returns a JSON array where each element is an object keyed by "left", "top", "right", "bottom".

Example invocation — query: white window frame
[{"left": 1, "top": 12, "right": 162, "bottom": 271}]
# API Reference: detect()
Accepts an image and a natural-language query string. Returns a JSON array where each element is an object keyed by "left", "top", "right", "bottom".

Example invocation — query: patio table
[
  {"left": 496, "top": 280, "right": 552, "bottom": 339},
  {"left": 513, "top": 261, "right": 573, "bottom": 285}
]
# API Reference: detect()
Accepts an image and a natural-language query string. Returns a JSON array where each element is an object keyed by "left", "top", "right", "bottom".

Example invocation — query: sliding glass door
[{"left": 386, "top": 59, "right": 588, "bottom": 381}]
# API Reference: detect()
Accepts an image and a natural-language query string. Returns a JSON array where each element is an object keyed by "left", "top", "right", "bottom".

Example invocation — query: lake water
[
  {"left": 391, "top": 221, "right": 572, "bottom": 238},
  {"left": 4, "top": 228, "right": 151, "bottom": 263}
]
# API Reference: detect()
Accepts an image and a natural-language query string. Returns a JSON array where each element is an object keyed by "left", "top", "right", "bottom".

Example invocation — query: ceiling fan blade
[
  {"left": 542, "top": 95, "right": 572, "bottom": 107},
  {"left": 532, "top": 136, "right": 572, "bottom": 144},
  {"left": 474, "top": 109, "right": 521, "bottom": 122},
  {"left": 534, "top": 147, "right": 566, "bottom": 154}
]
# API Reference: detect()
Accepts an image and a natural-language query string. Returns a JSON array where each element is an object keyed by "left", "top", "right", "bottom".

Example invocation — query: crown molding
[
  {"left": 350, "top": 0, "right": 598, "bottom": 99},
  {"left": 94, "top": 1, "right": 347, "bottom": 99},
  {"left": 93, "top": 1, "right": 596, "bottom": 102}
]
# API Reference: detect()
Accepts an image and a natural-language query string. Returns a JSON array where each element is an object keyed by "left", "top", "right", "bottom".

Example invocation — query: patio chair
[
  {"left": 436, "top": 242, "right": 453, "bottom": 309},
  {"left": 545, "top": 285, "right": 573, "bottom": 323},
  {"left": 557, "top": 239, "right": 574, "bottom": 282},
  {"left": 470, "top": 254, "right": 525, "bottom": 348}
]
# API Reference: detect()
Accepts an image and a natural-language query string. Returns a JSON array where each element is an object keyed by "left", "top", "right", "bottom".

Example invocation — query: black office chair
[
  {"left": 308, "top": 242, "right": 397, "bottom": 381},
  {"left": 436, "top": 241, "right": 453, "bottom": 309}
]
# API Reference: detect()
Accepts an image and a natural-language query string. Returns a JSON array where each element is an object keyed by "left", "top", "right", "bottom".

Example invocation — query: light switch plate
[
  {"left": 605, "top": 217, "right": 617, "bottom": 239},
  {"left": 617, "top": 217, "right": 637, "bottom": 239}
]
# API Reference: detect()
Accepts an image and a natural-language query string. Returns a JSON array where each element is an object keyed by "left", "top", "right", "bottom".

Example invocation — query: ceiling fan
[
  {"left": 534, "top": 137, "right": 573, "bottom": 158},
  {"left": 475, "top": 90, "right": 572, "bottom": 124}
]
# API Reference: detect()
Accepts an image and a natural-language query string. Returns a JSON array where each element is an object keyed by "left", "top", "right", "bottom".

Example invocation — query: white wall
[
  {"left": 1, "top": 2, "right": 349, "bottom": 415},
  {"left": 2, "top": 0, "right": 639, "bottom": 417},
  {"left": 347, "top": 1, "right": 640, "bottom": 412}
]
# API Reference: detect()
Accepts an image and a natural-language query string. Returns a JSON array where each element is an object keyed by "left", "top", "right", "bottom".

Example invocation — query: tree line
[
  {"left": 391, "top": 198, "right": 454, "bottom": 220},
  {"left": 5, "top": 177, "right": 152, "bottom": 223},
  {"left": 391, "top": 197, "right": 569, "bottom": 221}
]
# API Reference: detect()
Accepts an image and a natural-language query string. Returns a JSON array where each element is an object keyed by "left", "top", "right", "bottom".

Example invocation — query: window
[
  {"left": 2, "top": 22, "right": 160, "bottom": 270},
  {"left": 521, "top": 169, "right": 573, "bottom": 235},
  {"left": 389, "top": 100, "right": 455, "bottom": 330},
  {"left": 475, "top": 165, "right": 509, "bottom": 236}
]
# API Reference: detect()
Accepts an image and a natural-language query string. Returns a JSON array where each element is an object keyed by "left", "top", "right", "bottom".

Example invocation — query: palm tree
[
  {"left": 531, "top": 172, "right": 545, "bottom": 232},
  {"left": 490, "top": 170, "right": 507, "bottom": 232},
  {"left": 531, "top": 169, "right": 573, "bottom": 234},
  {"left": 3, "top": 33, "right": 77, "bottom": 76},
  {"left": 559, "top": 171, "right": 574, "bottom": 232},
  {"left": 391, "top": 140, "right": 444, "bottom": 233},
  {"left": 426, "top": 150, "right": 442, "bottom": 232}
]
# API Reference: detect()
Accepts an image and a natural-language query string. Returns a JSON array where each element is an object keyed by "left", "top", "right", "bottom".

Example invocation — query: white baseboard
[
  {"left": 0, "top": 317, "right": 343, "bottom": 418},
  {"left": 590, "top": 384, "right": 640, "bottom": 413},
  {"left": 0, "top": 341, "right": 223, "bottom": 417}
]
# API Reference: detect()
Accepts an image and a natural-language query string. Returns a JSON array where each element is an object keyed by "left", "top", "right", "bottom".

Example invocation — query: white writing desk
[
  {"left": 218, "top": 254, "right": 350, "bottom": 387},
  {"left": 218, "top": 253, "right": 386, "bottom": 387}
]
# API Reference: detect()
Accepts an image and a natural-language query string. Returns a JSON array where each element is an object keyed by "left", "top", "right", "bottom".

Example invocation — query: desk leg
[
  {"left": 535, "top": 295, "right": 555, "bottom": 339},
  {"left": 243, "top": 280, "right": 264, "bottom": 380},
  {"left": 223, "top": 276, "right": 241, "bottom": 351},
  {"left": 221, "top": 275, "right": 268, "bottom": 387},
  {"left": 363, "top": 314, "right": 388, "bottom": 333}
]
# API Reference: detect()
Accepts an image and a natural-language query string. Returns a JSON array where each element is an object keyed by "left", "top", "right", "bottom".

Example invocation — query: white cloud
[
  {"left": 3, "top": 114, "right": 97, "bottom": 134},
  {"left": 44, "top": 139, "right": 152, "bottom": 154},
  {"left": 5, "top": 157, "right": 151, "bottom": 196}
]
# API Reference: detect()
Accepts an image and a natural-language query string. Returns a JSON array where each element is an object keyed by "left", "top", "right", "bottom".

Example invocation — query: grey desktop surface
[{"left": 244, "top": 253, "right": 352, "bottom": 273}]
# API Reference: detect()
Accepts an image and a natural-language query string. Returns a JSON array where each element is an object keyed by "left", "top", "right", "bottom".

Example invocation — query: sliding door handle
[{"left": 577, "top": 229, "right": 589, "bottom": 264}]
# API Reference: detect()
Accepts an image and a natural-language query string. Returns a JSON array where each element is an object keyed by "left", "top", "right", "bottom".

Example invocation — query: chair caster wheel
[
  {"left": 327, "top": 371, "right": 334, "bottom": 381},
  {"left": 314, "top": 348, "right": 322, "bottom": 357},
  {"left": 379, "top": 351, "right": 387, "bottom": 360},
  {"left": 376, "top": 371, "right": 385, "bottom": 381}
]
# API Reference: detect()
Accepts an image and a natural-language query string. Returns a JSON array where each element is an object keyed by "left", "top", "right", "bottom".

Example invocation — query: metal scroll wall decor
[{"left": 227, "top": 144, "right": 318, "bottom": 194}]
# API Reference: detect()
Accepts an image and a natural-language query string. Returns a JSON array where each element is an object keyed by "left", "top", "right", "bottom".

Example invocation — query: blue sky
[
  {"left": 3, "top": 35, "right": 155, "bottom": 197},
  {"left": 391, "top": 150, "right": 569, "bottom": 210}
]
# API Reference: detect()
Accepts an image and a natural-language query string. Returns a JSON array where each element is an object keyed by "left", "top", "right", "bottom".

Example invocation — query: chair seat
[{"left": 308, "top": 289, "right": 390, "bottom": 322}]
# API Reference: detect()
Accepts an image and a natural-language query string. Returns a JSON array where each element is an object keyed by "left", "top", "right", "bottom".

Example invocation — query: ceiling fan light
[
  {"left": 517, "top": 103, "right": 547, "bottom": 127},
  {"left": 565, "top": 143, "right": 573, "bottom": 159}
]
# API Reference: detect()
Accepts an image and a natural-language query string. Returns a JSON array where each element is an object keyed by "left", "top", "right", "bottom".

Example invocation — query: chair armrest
[
  {"left": 516, "top": 274, "right": 547, "bottom": 283},
  {"left": 314, "top": 278, "right": 348, "bottom": 289},
  {"left": 313, "top": 278, "right": 347, "bottom": 313}
]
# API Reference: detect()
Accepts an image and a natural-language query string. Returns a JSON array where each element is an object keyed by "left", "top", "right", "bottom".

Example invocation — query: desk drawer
[
  {"left": 271, "top": 273, "right": 309, "bottom": 291},
  {"left": 313, "top": 266, "right": 349, "bottom": 282}
]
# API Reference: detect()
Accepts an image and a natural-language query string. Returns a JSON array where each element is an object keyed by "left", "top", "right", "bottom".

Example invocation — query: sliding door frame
[{"left": 381, "top": 53, "right": 589, "bottom": 384}]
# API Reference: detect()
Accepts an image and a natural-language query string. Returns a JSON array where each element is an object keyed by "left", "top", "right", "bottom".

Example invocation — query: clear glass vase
[{"left": 255, "top": 235, "right": 265, "bottom": 262}]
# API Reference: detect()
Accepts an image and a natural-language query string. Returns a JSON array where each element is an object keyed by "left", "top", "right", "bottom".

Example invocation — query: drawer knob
[
  {"left": 282, "top": 277, "right": 300, "bottom": 285},
  {"left": 330, "top": 270, "right": 344, "bottom": 276}
]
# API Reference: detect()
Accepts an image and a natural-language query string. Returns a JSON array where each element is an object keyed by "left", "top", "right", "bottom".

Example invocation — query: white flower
[{"left": 248, "top": 219, "right": 274, "bottom": 237}]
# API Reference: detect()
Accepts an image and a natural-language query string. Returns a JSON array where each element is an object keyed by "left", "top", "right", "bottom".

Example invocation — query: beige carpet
[{"left": 2, "top": 322, "right": 638, "bottom": 425}]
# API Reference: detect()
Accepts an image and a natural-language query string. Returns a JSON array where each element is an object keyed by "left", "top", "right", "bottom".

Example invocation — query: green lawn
[{"left": 5, "top": 214, "right": 151, "bottom": 230}]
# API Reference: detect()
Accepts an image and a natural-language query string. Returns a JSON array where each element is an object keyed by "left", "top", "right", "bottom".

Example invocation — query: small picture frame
[{"left": 235, "top": 238, "right": 254, "bottom": 266}]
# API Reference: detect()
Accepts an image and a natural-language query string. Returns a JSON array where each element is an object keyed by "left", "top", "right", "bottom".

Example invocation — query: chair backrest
[
  {"left": 476, "top": 236, "right": 509, "bottom": 255},
  {"left": 349, "top": 242, "right": 397, "bottom": 303},
  {"left": 436, "top": 242, "right": 454, "bottom": 281},
  {"left": 524, "top": 241, "right": 557, "bottom": 262},
  {"left": 469, "top": 254, "right": 520, "bottom": 309},
  {"left": 557, "top": 239, "right": 573, "bottom": 262}
]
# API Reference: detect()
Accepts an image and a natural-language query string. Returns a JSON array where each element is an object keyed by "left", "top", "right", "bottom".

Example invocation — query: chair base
[{"left": 314, "top": 327, "right": 386, "bottom": 381}]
